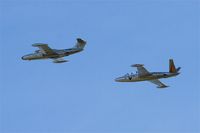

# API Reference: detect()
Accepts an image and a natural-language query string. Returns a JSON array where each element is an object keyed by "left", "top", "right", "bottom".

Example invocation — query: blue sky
[{"left": 0, "top": 0, "right": 199, "bottom": 133}]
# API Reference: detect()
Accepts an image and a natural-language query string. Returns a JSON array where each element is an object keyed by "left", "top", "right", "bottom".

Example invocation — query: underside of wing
[
  {"left": 149, "top": 79, "right": 168, "bottom": 88},
  {"left": 131, "top": 64, "right": 150, "bottom": 76},
  {"left": 52, "top": 58, "right": 68, "bottom": 63},
  {"left": 32, "top": 43, "right": 55, "bottom": 55}
]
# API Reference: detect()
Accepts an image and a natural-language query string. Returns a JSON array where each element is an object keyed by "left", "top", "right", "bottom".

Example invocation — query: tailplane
[
  {"left": 74, "top": 38, "right": 86, "bottom": 49},
  {"left": 169, "top": 59, "right": 181, "bottom": 73}
]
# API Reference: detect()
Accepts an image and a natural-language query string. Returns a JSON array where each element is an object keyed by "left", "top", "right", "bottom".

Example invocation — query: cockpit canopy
[
  {"left": 124, "top": 73, "right": 129, "bottom": 76},
  {"left": 124, "top": 72, "right": 136, "bottom": 77},
  {"left": 35, "top": 50, "right": 41, "bottom": 53}
]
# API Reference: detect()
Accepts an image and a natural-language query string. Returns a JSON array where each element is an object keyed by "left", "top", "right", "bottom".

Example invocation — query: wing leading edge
[
  {"left": 32, "top": 43, "right": 55, "bottom": 55},
  {"left": 131, "top": 64, "right": 150, "bottom": 76},
  {"left": 149, "top": 80, "right": 168, "bottom": 88}
]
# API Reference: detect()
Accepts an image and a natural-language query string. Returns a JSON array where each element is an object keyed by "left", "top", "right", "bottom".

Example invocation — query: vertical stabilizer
[
  {"left": 169, "top": 59, "right": 176, "bottom": 73},
  {"left": 74, "top": 38, "right": 86, "bottom": 49}
]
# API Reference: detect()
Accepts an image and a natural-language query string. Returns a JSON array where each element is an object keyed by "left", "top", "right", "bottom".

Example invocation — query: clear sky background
[{"left": 0, "top": 0, "right": 199, "bottom": 133}]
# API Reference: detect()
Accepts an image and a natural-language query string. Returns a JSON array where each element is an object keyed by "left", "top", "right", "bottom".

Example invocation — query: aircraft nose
[
  {"left": 115, "top": 77, "right": 123, "bottom": 82},
  {"left": 21, "top": 56, "right": 26, "bottom": 60},
  {"left": 21, "top": 55, "right": 28, "bottom": 60}
]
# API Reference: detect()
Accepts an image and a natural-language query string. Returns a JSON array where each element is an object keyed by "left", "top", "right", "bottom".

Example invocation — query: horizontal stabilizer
[{"left": 176, "top": 67, "right": 181, "bottom": 72}]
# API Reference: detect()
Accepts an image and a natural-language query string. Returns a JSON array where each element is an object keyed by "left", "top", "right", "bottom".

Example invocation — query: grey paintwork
[
  {"left": 22, "top": 38, "right": 86, "bottom": 63},
  {"left": 115, "top": 72, "right": 179, "bottom": 82},
  {"left": 115, "top": 59, "right": 181, "bottom": 88},
  {"left": 22, "top": 48, "right": 83, "bottom": 60}
]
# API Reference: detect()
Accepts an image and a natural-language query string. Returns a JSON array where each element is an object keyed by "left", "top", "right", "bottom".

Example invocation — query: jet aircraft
[
  {"left": 21, "top": 38, "right": 86, "bottom": 63},
  {"left": 115, "top": 59, "right": 181, "bottom": 88}
]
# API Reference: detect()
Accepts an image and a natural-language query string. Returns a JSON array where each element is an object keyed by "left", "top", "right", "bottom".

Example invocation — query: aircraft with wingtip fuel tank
[{"left": 115, "top": 59, "right": 181, "bottom": 88}]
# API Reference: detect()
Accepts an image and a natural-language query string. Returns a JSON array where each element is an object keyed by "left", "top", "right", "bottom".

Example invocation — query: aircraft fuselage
[
  {"left": 115, "top": 72, "right": 179, "bottom": 82},
  {"left": 22, "top": 48, "right": 83, "bottom": 60}
]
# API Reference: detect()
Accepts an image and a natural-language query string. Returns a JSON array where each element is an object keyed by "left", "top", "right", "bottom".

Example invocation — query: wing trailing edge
[{"left": 131, "top": 64, "right": 144, "bottom": 67}]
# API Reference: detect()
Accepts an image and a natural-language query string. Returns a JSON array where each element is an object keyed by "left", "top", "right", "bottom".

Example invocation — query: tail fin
[
  {"left": 74, "top": 38, "right": 86, "bottom": 49},
  {"left": 169, "top": 59, "right": 181, "bottom": 73}
]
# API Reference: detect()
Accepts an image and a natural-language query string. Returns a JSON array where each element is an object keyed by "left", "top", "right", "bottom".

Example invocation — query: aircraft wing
[
  {"left": 131, "top": 64, "right": 150, "bottom": 76},
  {"left": 149, "top": 79, "right": 168, "bottom": 88},
  {"left": 32, "top": 43, "right": 55, "bottom": 55},
  {"left": 52, "top": 58, "right": 68, "bottom": 63}
]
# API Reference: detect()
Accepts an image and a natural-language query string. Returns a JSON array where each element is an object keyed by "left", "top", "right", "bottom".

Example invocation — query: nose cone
[
  {"left": 115, "top": 77, "right": 124, "bottom": 82},
  {"left": 21, "top": 56, "right": 25, "bottom": 60},
  {"left": 21, "top": 55, "right": 28, "bottom": 60}
]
